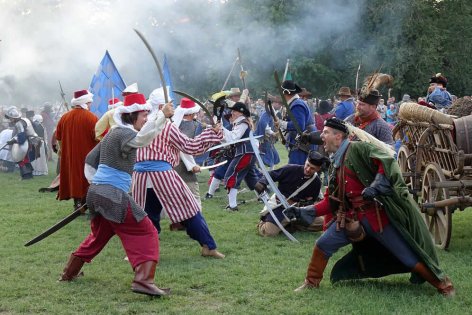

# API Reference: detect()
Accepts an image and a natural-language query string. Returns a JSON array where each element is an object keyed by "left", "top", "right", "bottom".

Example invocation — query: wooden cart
[{"left": 393, "top": 115, "right": 472, "bottom": 249}]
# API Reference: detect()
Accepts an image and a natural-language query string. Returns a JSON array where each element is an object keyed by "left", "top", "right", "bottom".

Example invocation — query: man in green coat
[{"left": 285, "top": 117, "right": 455, "bottom": 297}]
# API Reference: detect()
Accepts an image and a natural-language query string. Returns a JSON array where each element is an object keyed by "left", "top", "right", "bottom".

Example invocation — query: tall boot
[
  {"left": 294, "top": 246, "right": 329, "bottom": 292},
  {"left": 59, "top": 254, "right": 85, "bottom": 281},
  {"left": 131, "top": 261, "right": 171, "bottom": 297},
  {"left": 412, "top": 262, "right": 455, "bottom": 297}
]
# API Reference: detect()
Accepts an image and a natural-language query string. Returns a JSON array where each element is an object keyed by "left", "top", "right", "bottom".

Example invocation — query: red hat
[
  {"left": 108, "top": 98, "right": 120, "bottom": 105},
  {"left": 180, "top": 97, "right": 196, "bottom": 109},
  {"left": 71, "top": 89, "right": 93, "bottom": 107},
  {"left": 124, "top": 93, "right": 147, "bottom": 107},
  {"left": 74, "top": 89, "right": 89, "bottom": 99},
  {"left": 114, "top": 93, "right": 152, "bottom": 126}
]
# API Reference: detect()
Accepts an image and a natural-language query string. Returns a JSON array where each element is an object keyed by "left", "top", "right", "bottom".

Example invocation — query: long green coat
[{"left": 329, "top": 141, "right": 445, "bottom": 284}]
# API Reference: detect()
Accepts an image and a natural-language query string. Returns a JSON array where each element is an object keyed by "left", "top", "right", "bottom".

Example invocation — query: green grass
[{"left": 1, "top": 151, "right": 472, "bottom": 314}]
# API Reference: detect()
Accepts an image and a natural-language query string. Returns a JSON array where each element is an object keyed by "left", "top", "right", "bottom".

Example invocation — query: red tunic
[
  {"left": 55, "top": 108, "right": 98, "bottom": 200},
  {"left": 316, "top": 158, "right": 389, "bottom": 232}
]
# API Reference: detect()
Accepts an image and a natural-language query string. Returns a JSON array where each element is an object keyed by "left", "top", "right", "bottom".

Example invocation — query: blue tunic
[
  {"left": 285, "top": 98, "right": 316, "bottom": 165},
  {"left": 255, "top": 111, "right": 280, "bottom": 167}
]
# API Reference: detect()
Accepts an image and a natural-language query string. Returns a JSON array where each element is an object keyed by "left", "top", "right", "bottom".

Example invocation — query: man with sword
[
  {"left": 274, "top": 80, "right": 317, "bottom": 165},
  {"left": 205, "top": 101, "right": 259, "bottom": 211},
  {"left": 132, "top": 87, "right": 225, "bottom": 259},
  {"left": 255, "top": 151, "right": 327, "bottom": 237},
  {"left": 59, "top": 93, "right": 173, "bottom": 297}
]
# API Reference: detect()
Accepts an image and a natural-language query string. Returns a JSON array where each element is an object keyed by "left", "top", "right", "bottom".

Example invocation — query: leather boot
[
  {"left": 295, "top": 246, "right": 329, "bottom": 292},
  {"left": 201, "top": 245, "right": 225, "bottom": 259},
  {"left": 59, "top": 254, "right": 85, "bottom": 281},
  {"left": 131, "top": 261, "right": 171, "bottom": 297},
  {"left": 169, "top": 222, "right": 185, "bottom": 231},
  {"left": 412, "top": 262, "right": 455, "bottom": 297}
]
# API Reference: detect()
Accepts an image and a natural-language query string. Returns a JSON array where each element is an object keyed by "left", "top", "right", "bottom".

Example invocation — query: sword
[
  {"left": 134, "top": 29, "right": 169, "bottom": 103},
  {"left": 199, "top": 160, "right": 227, "bottom": 170},
  {"left": 24, "top": 204, "right": 88, "bottom": 247},
  {"left": 249, "top": 131, "right": 299, "bottom": 242},
  {"left": 173, "top": 90, "right": 216, "bottom": 127},
  {"left": 207, "top": 135, "right": 262, "bottom": 152}
]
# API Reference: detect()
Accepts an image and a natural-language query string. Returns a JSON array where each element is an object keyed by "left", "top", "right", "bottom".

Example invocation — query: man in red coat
[{"left": 55, "top": 89, "right": 98, "bottom": 210}]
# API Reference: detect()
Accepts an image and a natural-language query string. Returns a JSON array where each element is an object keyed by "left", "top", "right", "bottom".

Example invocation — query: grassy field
[{"left": 1, "top": 150, "right": 472, "bottom": 314}]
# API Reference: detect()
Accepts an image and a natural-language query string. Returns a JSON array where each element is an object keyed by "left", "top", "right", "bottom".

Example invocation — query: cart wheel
[
  {"left": 397, "top": 146, "right": 415, "bottom": 195},
  {"left": 421, "top": 162, "right": 452, "bottom": 249}
]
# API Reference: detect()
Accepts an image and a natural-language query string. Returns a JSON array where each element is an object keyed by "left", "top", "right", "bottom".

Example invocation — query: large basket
[{"left": 398, "top": 102, "right": 454, "bottom": 125}]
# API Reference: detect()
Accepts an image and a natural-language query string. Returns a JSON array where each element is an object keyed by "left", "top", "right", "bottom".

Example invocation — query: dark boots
[
  {"left": 131, "top": 261, "right": 170, "bottom": 297},
  {"left": 59, "top": 254, "right": 85, "bottom": 281},
  {"left": 412, "top": 262, "right": 455, "bottom": 297},
  {"left": 295, "top": 246, "right": 329, "bottom": 291}
]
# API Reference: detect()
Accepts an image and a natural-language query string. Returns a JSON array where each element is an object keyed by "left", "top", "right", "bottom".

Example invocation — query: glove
[
  {"left": 6, "top": 138, "right": 16, "bottom": 145},
  {"left": 283, "top": 205, "right": 316, "bottom": 227},
  {"left": 362, "top": 173, "right": 394, "bottom": 200},
  {"left": 52, "top": 144, "right": 58, "bottom": 153},
  {"left": 254, "top": 182, "right": 267, "bottom": 195}
]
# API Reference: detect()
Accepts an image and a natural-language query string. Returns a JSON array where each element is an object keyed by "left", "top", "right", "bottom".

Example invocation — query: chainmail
[{"left": 85, "top": 127, "right": 146, "bottom": 223}]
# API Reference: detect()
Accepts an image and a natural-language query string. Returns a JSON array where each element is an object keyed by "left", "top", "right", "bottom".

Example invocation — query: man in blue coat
[{"left": 275, "top": 80, "right": 316, "bottom": 165}]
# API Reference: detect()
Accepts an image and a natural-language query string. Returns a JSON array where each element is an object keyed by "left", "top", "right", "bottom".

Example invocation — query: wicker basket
[{"left": 398, "top": 102, "right": 454, "bottom": 125}]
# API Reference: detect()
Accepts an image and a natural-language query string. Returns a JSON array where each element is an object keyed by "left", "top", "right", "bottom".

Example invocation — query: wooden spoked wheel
[
  {"left": 421, "top": 163, "right": 452, "bottom": 249},
  {"left": 397, "top": 146, "right": 415, "bottom": 193}
]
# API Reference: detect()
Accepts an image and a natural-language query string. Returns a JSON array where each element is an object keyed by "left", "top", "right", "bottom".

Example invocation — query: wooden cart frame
[{"left": 393, "top": 119, "right": 472, "bottom": 249}]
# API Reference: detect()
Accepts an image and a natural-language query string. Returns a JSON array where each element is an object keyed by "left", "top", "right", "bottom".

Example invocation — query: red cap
[
  {"left": 180, "top": 97, "right": 195, "bottom": 109},
  {"left": 73, "top": 89, "right": 89, "bottom": 99},
  {"left": 108, "top": 98, "right": 120, "bottom": 105},
  {"left": 124, "top": 93, "right": 147, "bottom": 106}
]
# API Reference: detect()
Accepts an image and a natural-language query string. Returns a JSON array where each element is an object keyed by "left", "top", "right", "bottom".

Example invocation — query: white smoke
[{"left": 0, "top": 0, "right": 365, "bottom": 108}]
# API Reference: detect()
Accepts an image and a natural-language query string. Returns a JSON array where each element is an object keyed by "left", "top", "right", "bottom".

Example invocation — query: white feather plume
[{"left": 346, "top": 123, "right": 396, "bottom": 158}]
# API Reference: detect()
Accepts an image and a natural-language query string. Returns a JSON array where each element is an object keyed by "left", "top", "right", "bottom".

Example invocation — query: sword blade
[
  {"left": 199, "top": 160, "right": 227, "bottom": 170},
  {"left": 24, "top": 204, "right": 87, "bottom": 247}
]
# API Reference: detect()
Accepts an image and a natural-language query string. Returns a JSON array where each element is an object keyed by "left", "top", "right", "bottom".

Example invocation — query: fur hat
[
  {"left": 324, "top": 117, "right": 348, "bottom": 134},
  {"left": 359, "top": 89, "right": 382, "bottom": 106},
  {"left": 71, "top": 89, "right": 94, "bottom": 108},
  {"left": 281, "top": 80, "right": 302, "bottom": 95},
  {"left": 429, "top": 73, "right": 448, "bottom": 87},
  {"left": 173, "top": 98, "right": 201, "bottom": 127},
  {"left": 228, "top": 101, "right": 250, "bottom": 117},
  {"left": 108, "top": 98, "right": 123, "bottom": 110}
]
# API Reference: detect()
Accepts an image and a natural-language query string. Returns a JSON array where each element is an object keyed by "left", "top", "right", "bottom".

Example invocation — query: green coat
[{"left": 329, "top": 141, "right": 445, "bottom": 284}]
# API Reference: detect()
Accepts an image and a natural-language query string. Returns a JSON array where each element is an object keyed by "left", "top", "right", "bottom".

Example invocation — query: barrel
[{"left": 454, "top": 115, "right": 472, "bottom": 154}]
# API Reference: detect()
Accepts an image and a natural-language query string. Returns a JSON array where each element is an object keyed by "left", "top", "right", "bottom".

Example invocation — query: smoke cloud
[{"left": 0, "top": 0, "right": 366, "bottom": 108}]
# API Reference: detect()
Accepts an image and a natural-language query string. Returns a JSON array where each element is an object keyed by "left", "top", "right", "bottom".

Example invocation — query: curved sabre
[{"left": 134, "top": 28, "right": 169, "bottom": 103}]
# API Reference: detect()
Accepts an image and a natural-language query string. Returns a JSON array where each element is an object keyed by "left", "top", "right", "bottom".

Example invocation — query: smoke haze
[{"left": 0, "top": 0, "right": 366, "bottom": 108}]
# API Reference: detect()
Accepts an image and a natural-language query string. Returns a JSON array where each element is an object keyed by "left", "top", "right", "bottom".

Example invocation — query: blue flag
[
  {"left": 162, "top": 54, "right": 176, "bottom": 107},
  {"left": 89, "top": 50, "right": 126, "bottom": 118}
]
